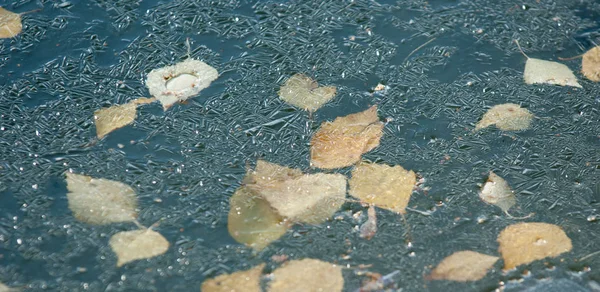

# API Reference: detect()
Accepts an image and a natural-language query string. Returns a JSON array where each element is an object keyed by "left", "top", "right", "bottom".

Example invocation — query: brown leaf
[
  {"left": 267, "top": 259, "right": 344, "bottom": 292},
  {"left": 428, "top": 250, "right": 499, "bottom": 282},
  {"left": 582, "top": 46, "right": 600, "bottom": 82},
  {"left": 310, "top": 106, "right": 383, "bottom": 169},
  {"left": 498, "top": 222, "right": 572, "bottom": 270},
  {"left": 479, "top": 172, "right": 516, "bottom": 214},
  {"left": 278, "top": 73, "right": 337, "bottom": 112},
  {"left": 349, "top": 162, "right": 416, "bottom": 214},
  {"left": 475, "top": 103, "right": 534, "bottom": 131},
  {"left": 0, "top": 8, "right": 22, "bottom": 39},
  {"left": 359, "top": 206, "right": 377, "bottom": 240},
  {"left": 109, "top": 229, "right": 169, "bottom": 267},
  {"left": 201, "top": 263, "right": 265, "bottom": 292},
  {"left": 65, "top": 172, "right": 137, "bottom": 225}
]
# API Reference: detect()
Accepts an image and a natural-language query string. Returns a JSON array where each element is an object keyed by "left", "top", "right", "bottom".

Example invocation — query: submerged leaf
[
  {"left": 524, "top": 58, "right": 581, "bottom": 88},
  {"left": 349, "top": 162, "right": 416, "bottom": 214},
  {"left": 109, "top": 229, "right": 169, "bottom": 267},
  {"left": 278, "top": 73, "right": 337, "bottom": 112},
  {"left": 227, "top": 187, "right": 290, "bottom": 251},
  {"left": 0, "top": 7, "right": 22, "bottom": 38},
  {"left": 498, "top": 222, "right": 572, "bottom": 270},
  {"left": 475, "top": 103, "right": 534, "bottom": 131},
  {"left": 479, "top": 172, "right": 516, "bottom": 213},
  {"left": 94, "top": 97, "right": 156, "bottom": 139},
  {"left": 146, "top": 59, "right": 218, "bottom": 110},
  {"left": 582, "top": 46, "right": 600, "bottom": 82},
  {"left": 428, "top": 251, "right": 499, "bottom": 282},
  {"left": 201, "top": 263, "right": 265, "bottom": 292},
  {"left": 65, "top": 172, "right": 137, "bottom": 225},
  {"left": 310, "top": 106, "right": 384, "bottom": 169},
  {"left": 359, "top": 205, "right": 377, "bottom": 240},
  {"left": 268, "top": 259, "right": 344, "bottom": 292}
]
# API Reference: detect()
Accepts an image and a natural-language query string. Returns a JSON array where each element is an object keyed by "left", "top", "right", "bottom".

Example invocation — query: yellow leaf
[
  {"left": 310, "top": 106, "right": 383, "bottom": 169},
  {"left": 475, "top": 103, "right": 534, "bottom": 131},
  {"left": 523, "top": 58, "right": 581, "bottom": 88},
  {"left": 94, "top": 97, "right": 156, "bottom": 139},
  {"left": 109, "top": 229, "right": 169, "bottom": 267},
  {"left": 0, "top": 7, "right": 22, "bottom": 39},
  {"left": 479, "top": 171, "right": 516, "bottom": 213},
  {"left": 227, "top": 187, "right": 290, "bottom": 251},
  {"left": 349, "top": 162, "right": 416, "bottom": 214},
  {"left": 201, "top": 263, "right": 265, "bottom": 292},
  {"left": 65, "top": 172, "right": 137, "bottom": 225},
  {"left": 267, "top": 259, "right": 344, "bottom": 292},
  {"left": 582, "top": 46, "right": 600, "bottom": 82},
  {"left": 428, "top": 250, "right": 499, "bottom": 282},
  {"left": 278, "top": 73, "right": 337, "bottom": 112},
  {"left": 497, "top": 222, "right": 572, "bottom": 270}
]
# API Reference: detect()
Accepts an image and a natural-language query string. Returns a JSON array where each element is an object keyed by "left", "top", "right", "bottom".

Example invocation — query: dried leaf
[
  {"left": 243, "top": 160, "right": 303, "bottom": 187},
  {"left": 94, "top": 97, "right": 156, "bottom": 139},
  {"left": 146, "top": 59, "right": 218, "bottom": 110},
  {"left": 310, "top": 106, "right": 384, "bottom": 169},
  {"left": 524, "top": 58, "right": 581, "bottom": 88},
  {"left": 349, "top": 162, "right": 416, "bottom": 214},
  {"left": 65, "top": 172, "right": 137, "bottom": 225},
  {"left": 479, "top": 172, "right": 516, "bottom": 213},
  {"left": 582, "top": 46, "right": 600, "bottom": 82},
  {"left": 0, "top": 8, "right": 22, "bottom": 39},
  {"left": 475, "top": 103, "right": 534, "bottom": 131},
  {"left": 227, "top": 187, "right": 290, "bottom": 251},
  {"left": 201, "top": 263, "right": 265, "bottom": 292},
  {"left": 498, "top": 222, "right": 572, "bottom": 270},
  {"left": 109, "top": 229, "right": 169, "bottom": 267},
  {"left": 278, "top": 74, "right": 337, "bottom": 112},
  {"left": 268, "top": 259, "right": 344, "bottom": 292},
  {"left": 428, "top": 251, "right": 499, "bottom": 282},
  {"left": 359, "top": 205, "right": 377, "bottom": 240}
]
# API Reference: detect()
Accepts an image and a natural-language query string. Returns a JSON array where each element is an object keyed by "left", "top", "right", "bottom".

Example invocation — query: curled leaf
[
  {"left": 349, "top": 162, "right": 416, "bottom": 214},
  {"left": 0, "top": 7, "right": 22, "bottom": 39},
  {"left": 428, "top": 250, "right": 499, "bottom": 282},
  {"left": 267, "top": 259, "right": 344, "bottom": 292},
  {"left": 109, "top": 229, "right": 169, "bottom": 267},
  {"left": 582, "top": 46, "right": 600, "bottom": 82},
  {"left": 278, "top": 73, "right": 337, "bottom": 112},
  {"left": 359, "top": 205, "right": 377, "bottom": 240},
  {"left": 310, "top": 106, "right": 383, "bottom": 169},
  {"left": 65, "top": 172, "right": 137, "bottom": 225},
  {"left": 201, "top": 263, "right": 265, "bottom": 292},
  {"left": 475, "top": 103, "right": 534, "bottom": 131},
  {"left": 498, "top": 222, "right": 572, "bottom": 270}
]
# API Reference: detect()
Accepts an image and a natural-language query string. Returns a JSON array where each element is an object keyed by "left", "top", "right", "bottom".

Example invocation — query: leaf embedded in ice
[
  {"left": 227, "top": 186, "right": 290, "bottom": 251},
  {"left": 242, "top": 160, "right": 304, "bottom": 187},
  {"left": 475, "top": 103, "right": 534, "bottom": 131},
  {"left": 65, "top": 172, "right": 137, "bottom": 225},
  {"left": 428, "top": 250, "right": 499, "bottom": 282},
  {"left": 267, "top": 259, "right": 344, "bottom": 292},
  {"left": 278, "top": 73, "right": 337, "bottom": 113},
  {"left": 582, "top": 47, "right": 600, "bottom": 82},
  {"left": 0, "top": 7, "right": 22, "bottom": 39},
  {"left": 310, "top": 106, "right": 384, "bottom": 169},
  {"left": 94, "top": 97, "right": 156, "bottom": 139},
  {"left": 479, "top": 171, "right": 516, "bottom": 214},
  {"left": 0, "top": 282, "right": 19, "bottom": 292},
  {"left": 109, "top": 228, "right": 169, "bottom": 267},
  {"left": 146, "top": 59, "right": 218, "bottom": 110},
  {"left": 497, "top": 222, "right": 572, "bottom": 270},
  {"left": 349, "top": 162, "right": 416, "bottom": 214},
  {"left": 202, "top": 263, "right": 265, "bottom": 292},
  {"left": 359, "top": 205, "right": 377, "bottom": 240},
  {"left": 523, "top": 58, "right": 581, "bottom": 88}
]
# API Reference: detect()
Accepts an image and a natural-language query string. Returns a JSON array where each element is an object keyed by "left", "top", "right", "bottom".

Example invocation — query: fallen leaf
[
  {"left": 582, "top": 46, "right": 600, "bottom": 82},
  {"left": 523, "top": 58, "right": 581, "bottom": 88},
  {"left": 0, "top": 7, "right": 22, "bottom": 39},
  {"left": 268, "top": 259, "right": 344, "bottom": 292},
  {"left": 428, "top": 250, "right": 499, "bottom": 282},
  {"left": 201, "top": 263, "right": 265, "bottom": 292},
  {"left": 146, "top": 59, "right": 218, "bottom": 110},
  {"left": 65, "top": 172, "right": 138, "bottom": 225},
  {"left": 479, "top": 172, "right": 516, "bottom": 214},
  {"left": 359, "top": 205, "right": 377, "bottom": 240},
  {"left": 475, "top": 103, "right": 534, "bottom": 131},
  {"left": 310, "top": 106, "right": 384, "bottom": 169},
  {"left": 242, "top": 159, "right": 303, "bottom": 187},
  {"left": 109, "top": 228, "right": 169, "bottom": 267},
  {"left": 278, "top": 73, "right": 337, "bottom": 112},
  {"left": 227, "top": 186, "right": 290, "bottom": 251},
  {"left": 349, "top": 162, "right": 416, "bottom": 214},
  {"left": 358, "top": 270, "right": 401, "bottom": 291},
  {"left": 94, "top": 97, "right": 156, "bottom": 139},
  {"left": 498, "top": 222, "right": 572, "bottom": 270}
]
